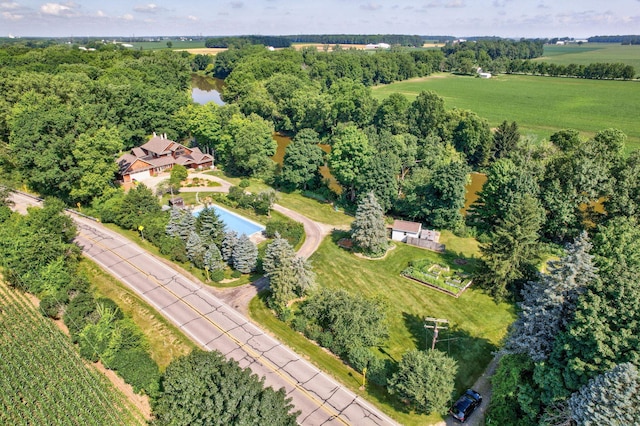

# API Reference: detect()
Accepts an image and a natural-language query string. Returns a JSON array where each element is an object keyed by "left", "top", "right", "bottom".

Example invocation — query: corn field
[{"left": 0, "top": 282, "right": 146, "bottom": 425}]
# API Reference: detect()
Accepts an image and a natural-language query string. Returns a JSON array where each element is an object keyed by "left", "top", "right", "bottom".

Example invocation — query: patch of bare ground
[
  {"left": 24, "top": 292, "right": 153, "bottom": 421},
  {"left": 178, "top": 48, "right": 227, "bottom": 55}
]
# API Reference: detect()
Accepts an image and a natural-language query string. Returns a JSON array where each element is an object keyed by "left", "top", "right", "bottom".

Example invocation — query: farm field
[
  {"left": 251, "top": 231, "right": 514, "bottom": 425},
  {"left": 535, "top": 43, "right": 640, "bottom": 72},
  {"left": 126, "top": 39, "right": 206, "bottom": 50},
  {"left": 0, "top": 280, "right": 146, "bottom": 425},
  {"left": 372, "top": 72, "right": 640, "bottom": 152}
]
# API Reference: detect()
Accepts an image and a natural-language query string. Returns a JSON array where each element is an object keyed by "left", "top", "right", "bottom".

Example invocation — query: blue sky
[{"left": 2, "top": 1, "right": 639, "bottom": 38}]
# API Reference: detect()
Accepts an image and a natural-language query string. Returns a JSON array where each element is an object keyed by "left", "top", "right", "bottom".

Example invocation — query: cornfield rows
[{"left": 0, "top": 282, "right": 146, "bottom": 426}]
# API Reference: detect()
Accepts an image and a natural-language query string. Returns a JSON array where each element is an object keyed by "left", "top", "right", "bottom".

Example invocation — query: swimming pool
[{"left": 193, "top": 204, "right": 265, "bottom": 237}]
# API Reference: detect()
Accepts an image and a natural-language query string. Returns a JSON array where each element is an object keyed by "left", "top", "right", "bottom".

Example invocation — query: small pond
[
  {"left": 191, "top": 74, "right": 225, "bottom": 106},
  {"left": 193, "top": 204, "right": 264, "bottom": 237}
]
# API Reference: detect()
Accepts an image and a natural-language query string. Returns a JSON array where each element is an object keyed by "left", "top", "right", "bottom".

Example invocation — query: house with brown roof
[{"left": 117, "top": 133, "right": 213, "bottom": 182}]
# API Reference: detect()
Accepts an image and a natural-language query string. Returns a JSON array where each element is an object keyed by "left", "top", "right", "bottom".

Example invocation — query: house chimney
[
  {"left": 164, "top": 133, "right": 167, "bottom": 139},
  {"left": 153, "top": 131, "right": 157, "bottom": 137}
]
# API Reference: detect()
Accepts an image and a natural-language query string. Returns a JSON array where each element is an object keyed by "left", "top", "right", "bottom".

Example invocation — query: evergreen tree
[
  {"left": 291, "top": 257, "right": 316, "bottom": 297},
  {"left": 177, "top": 210, "right": 196, "bottom": 242},
  {"left": 350, "top": 192, "right": 388, "bottom": 256},
  {"left": 568, "top": 363, "right": 640, "bottom": 426},
  {"left": 221, "top": 230, "right": 238, "bottom": 264},
  {"left": 203, "top": 244, "right": 225, "bottom": 273},
  {"left": 186, "top": 231, "right": 206, "bottom": 269},
  {"left": 232, "top": 234, "right": 258, "bottom": 274},
  {"left": 388, "top": 349, "right": 458, "bottom": 415},
  {"left": 505, "top": 232, "right": 596, "bottom": 361},
  {"left": 539, "top": 217, "right": 640, "bottom": 401},
  {"left": 195, "top": 206, "right": 225, "bottom": 247},
  {"left": 165, "top": 207, "right": 183, "bottom": 238},
  {"left": 491, "top": 120, "right": 520, "bottom": 160},
  {"left": 476, "top": 193, "right": 544, "bottom": 300}
]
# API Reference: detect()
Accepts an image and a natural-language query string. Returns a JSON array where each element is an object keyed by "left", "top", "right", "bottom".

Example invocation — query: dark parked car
[{"left": 450, "top": 389, "right": 482, "bottom": 423}]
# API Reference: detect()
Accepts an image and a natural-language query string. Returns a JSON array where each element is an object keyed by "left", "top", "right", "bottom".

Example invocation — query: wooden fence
[{"left": 406, "top": 236, "right": 445, "bottom": 253}]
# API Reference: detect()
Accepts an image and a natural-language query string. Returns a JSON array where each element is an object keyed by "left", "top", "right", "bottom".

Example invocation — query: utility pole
[{"left": 424, "top": 317, "right": 449, "bottom": 350}]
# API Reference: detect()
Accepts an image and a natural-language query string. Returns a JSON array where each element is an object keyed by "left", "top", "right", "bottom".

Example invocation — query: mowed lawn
[
  {"left": 252, "top": 230, "right": 515, "bottom": 425},
  {"left": 372, "top": 73, "right": 640, "bottom": 153}
]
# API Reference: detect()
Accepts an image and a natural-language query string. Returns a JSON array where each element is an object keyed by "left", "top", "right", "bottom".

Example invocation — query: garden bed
[{"left": 401, "top": 261, "right": 473, "bottom": 298}]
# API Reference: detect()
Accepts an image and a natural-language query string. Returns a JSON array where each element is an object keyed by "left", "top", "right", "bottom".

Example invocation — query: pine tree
[
  {"left": 350, "top": 192, "right": 388, "bottom": 256},
  {"left": 568, "top": 363, "right": 640, "bottom": 426},
  {"left": 292, "top": 257, "right": 316, "bottom": 297},
  {"left": 177, "top": 210, "right": 196, "bottom": 242},
  {"left": 475, "top": 193, "right": 544, "bottom": 300},
  {"left": 186, "top": 231, "right": 206, "bottom": 269},
  {"left": 165, "top": 207, "right": 183, "bottom": 238},
  {"left": 203, "top": 244, "right": 225, "bottom": 273},
  {"left": 221, "top": 230, "right": 238, "bottom": 264},
  {"left": 232, "top": 234, "right": 258, "bottom": 274},
  {"left": 505, "top": 232, "right": 595, "bottom": 361},
  {"left": 263, "top": 233, "right": 296, "bottom": 275},
  {"left": 195, "top": 206, "right": 225, "bottom": 247}
]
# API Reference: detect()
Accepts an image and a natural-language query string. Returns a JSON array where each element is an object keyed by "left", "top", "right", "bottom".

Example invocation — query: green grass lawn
[
  {"left": 536, "top": 43, "right": 640, "bottom": 72},
  {"left": 372, "top": 72, "right": 640, "bottom": 153},
  {"left": 250, "top": 232, "right": 515, "bottom": 425}
]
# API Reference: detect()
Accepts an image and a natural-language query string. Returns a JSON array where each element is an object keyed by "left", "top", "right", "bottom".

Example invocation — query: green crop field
[
  {"left": 372, "top": 72, "right": 640, "bottom": 153},
  {"left": 0, "top": 281, "right": 145, "bottom": 425},
  {"left": 535, "top": 43, "right": 640, "bottom": 72}
]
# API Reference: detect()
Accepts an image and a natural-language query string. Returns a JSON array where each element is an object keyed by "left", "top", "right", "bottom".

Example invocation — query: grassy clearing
[
  {"left": 372, "top": 72, "right": 640, "bottom": 153},
  {"left": 251, "top": 232, "right": 515, "bottom": 425},
  {"left": 276, "top": 191, "right": 354, "bottom": 227},
  {"left": 80, "top": 260, "right": 196, "bottom": 370},
  {"left": 536, "top": 43, "right": 640, "bottom": 72}
]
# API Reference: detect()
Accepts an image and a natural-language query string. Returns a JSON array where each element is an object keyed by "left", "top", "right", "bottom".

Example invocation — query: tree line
[{"left": 588, "top": 34, "right": 640, "bottom": 44}]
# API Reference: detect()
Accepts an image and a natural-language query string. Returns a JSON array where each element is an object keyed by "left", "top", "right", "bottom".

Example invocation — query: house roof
[
  {"left": 140, "top": 135, "right": 175, "bottom": 156},
  {"left": 392, "top": 220, "right": 422, "bottom": 233},
  {"left": 117, "top": 153, "right": 154, "bottom": 174}
]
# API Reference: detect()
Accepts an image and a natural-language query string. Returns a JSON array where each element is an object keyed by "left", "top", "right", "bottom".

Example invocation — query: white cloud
[
  {"left": 0, "top": 2, "right": 19, "bottom": 9},
  {"left": 230, "top": 1, "right": 243, "bottom": 9},
  {"left": 187, "top": 15, "right": 198, "bottom": 21},
  {"left": 2, "top": 10, "right": 22, "bottom": 20},
  {"left": 96, "top": 9, "right": 105, "bottom": 17},
  {"left": 40, "top": 3, "right": 75, "bottom": 16},
  {"left": 122, "top": 13, "right": 133, "bottom": 20},
  {"left": 134, "top": 3, "right": 162, "bottom": 13}
]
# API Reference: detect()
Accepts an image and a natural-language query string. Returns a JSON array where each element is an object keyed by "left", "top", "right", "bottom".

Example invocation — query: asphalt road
[{"left": 11, "top": 192, "right": 397, "bottom": 426}]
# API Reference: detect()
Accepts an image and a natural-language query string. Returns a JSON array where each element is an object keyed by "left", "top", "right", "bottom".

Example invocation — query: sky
[{"left": 1, "top": 0, "right": 639, "bottom": 39}]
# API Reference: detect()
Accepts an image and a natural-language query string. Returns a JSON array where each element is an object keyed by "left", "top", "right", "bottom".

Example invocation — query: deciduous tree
[{"left": 388, "top": 349, "right": 458, "bottom": 415}]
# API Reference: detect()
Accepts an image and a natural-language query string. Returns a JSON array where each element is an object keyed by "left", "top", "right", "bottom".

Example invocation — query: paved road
[{"left": 10, "top": 192, "right": 397, "bottom": 426}]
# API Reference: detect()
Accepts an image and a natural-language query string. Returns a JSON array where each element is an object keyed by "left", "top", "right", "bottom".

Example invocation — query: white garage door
[{"left": 130, "top": 170, "right": 151, "bottom": 181}]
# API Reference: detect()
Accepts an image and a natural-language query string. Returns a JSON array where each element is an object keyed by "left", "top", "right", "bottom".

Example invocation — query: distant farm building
[
  {"left": 117, "top": 133, "right": 213, "bottom": 183},
  {"left": 365, "top": 43, "right": 390, "bottom": 50},
  {"left": 391, "top": 220, "right": 445, "bottom": 253}
]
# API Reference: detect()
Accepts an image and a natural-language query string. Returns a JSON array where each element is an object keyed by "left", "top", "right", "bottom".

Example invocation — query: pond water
[
  {"left": 193, "top": 204, "right": 265, "bottom": 237},
  {"left": 191, "top": 74, "right": 225, "bottom": 106},
  {"left": 462, "top": 172, "right": 488, "bottom": 215},
  {"left": 272, "top": 134, "right": 343, "bottom": 194}
]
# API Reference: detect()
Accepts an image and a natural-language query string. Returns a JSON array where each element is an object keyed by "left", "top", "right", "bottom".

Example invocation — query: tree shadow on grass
[{"left": 402, "top": 312, "right": 497, "bottom": 391}]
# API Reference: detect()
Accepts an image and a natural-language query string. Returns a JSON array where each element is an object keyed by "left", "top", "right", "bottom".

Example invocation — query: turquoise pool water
[{"left": 193, "top": 205, "right": 265, "bottom": 236}]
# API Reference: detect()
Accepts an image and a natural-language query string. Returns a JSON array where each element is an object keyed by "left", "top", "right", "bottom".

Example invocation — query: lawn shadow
[{"left": 402, "top": 312, "right": 498, "bottom": 391}]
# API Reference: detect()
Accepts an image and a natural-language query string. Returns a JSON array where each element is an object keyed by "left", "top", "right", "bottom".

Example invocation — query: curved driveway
[{"left": 10, "top": 192, "right": 396, "bottom": 426}]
